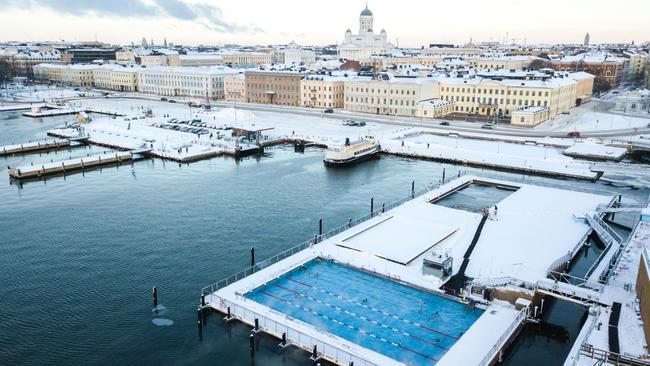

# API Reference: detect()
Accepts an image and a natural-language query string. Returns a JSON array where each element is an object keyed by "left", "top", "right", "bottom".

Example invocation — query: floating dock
[
  {"left": 198, "top": 176, "right": 596, "bottom": 366},
  {"left": 8, "top": 150, "right": 148, "bottom": 180},
  {"left": 22, "top": 107, "right": 124, "bottom": 118},
  {"left": 0, "top": 137, "right": 88, "bottom": 156}
]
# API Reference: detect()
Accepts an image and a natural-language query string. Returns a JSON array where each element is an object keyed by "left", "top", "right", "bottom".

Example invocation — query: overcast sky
[{"left": 0, "top": 0, "right": 648, "bottom": 47}]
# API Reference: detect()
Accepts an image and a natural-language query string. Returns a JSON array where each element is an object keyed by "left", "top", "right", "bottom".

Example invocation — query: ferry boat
[{"left": 323, "top": 137, "right": 381, "bottom": 166}]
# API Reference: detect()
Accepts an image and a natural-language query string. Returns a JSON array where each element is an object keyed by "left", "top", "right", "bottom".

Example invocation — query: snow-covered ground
[
  {"left": 384, "top": 136, "right": 599, "bottom": 180},
  {"left": 5, "top": 96, "right": 635, "bottom": 181},
  {"left": 1, "top": 84, "right": 104, "bottom": 103},
  {"left": 537, "top": 101, "right": 650, "bottom": 132}
]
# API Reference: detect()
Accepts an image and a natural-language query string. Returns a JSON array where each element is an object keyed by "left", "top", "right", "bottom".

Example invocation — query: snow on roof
[
  {"left": 551, "top": 52, "right": 627, "bottom": 64},
  {"left": 178, "top": 53, "right": 223, "bottom": 60},
  {"left": 140, "top": 65, "right": 236, "bottom": 75}
]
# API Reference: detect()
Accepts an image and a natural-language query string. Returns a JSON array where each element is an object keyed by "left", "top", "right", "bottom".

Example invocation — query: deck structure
[{"left": 198, "top": 175, "right": 611, "bottom": 365}]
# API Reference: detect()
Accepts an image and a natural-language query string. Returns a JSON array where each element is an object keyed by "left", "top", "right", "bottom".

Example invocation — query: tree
[
  {"left": 593, "top": 76, "right": 611, "bottom": 94},
  {"left": 528, "top": 59, "right": 548, "bottom": 70},
  {"left": 0, "top": 59, "right": 14, "bottom": 87}
]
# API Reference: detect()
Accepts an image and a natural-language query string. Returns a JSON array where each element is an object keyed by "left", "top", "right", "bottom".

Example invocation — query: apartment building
[
  {"left": 245, "top": 70, "right": 303, "bottom": 106},
  {"left": 300, "top": 74, "right": 348, "bottom": 108}
]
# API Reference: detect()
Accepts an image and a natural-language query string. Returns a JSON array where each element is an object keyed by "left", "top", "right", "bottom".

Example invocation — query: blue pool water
[{"left": 246, "top": 259, "right": 483, "bottom": 365}]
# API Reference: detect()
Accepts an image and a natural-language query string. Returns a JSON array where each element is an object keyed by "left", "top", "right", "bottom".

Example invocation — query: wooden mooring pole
[{"left": 152, "top": 286, "right": 158, "bottom": 306}]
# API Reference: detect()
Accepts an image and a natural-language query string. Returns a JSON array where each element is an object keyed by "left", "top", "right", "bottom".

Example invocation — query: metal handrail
[
  {"left": 201, "top": 175, "right": 460, "bottom": 297},
  {"left": 212, "top": 294, "right": 379, "bottom": 366},
  {"left": 478, "top": 306, "right": 528, "bottom": 366}
]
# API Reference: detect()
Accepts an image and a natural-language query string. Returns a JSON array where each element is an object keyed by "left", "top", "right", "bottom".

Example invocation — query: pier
[
  {"left": 0, "top": 137, "right": 88, "bottom": 156},
  {"left": 8, "top": 150, "right": 148, "bottom": 180},
  {"left": 22, "top": 106, "right": 125, "bottom": 118}
]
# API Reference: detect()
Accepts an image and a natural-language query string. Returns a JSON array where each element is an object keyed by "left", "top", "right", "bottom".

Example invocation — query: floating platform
[
  {"left": 0, "top": 137, "right": 88, "bottom": 156},
  {"left": 8, "top": 150, "right": 147, "bottom": 180},
  {"left": 563, "top": 143, "right": 627, "bottom": 162},
  {"left": 23, "top": 107, "right": 124, "bottom": 118}
]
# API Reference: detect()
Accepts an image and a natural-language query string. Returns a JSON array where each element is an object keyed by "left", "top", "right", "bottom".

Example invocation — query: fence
[
  {"left": 578, "top": 344, "right": 650, "bottom": 366},
  {"left": 564, "top": 307, "right": 601, "bottom": 366},
  {"left": 478, "top": 306, "right": 529, "bottom": 366},
  {"left": 201, "top": 174, "right": 464, "bottom": 297},
  {"left": 213, "top": 295, "right": 379, "bottom": 366}
]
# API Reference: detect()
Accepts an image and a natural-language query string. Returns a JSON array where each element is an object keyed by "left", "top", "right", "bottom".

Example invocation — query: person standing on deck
[{"left": 494, "top": 205, "right": 498, "bottom": 221}]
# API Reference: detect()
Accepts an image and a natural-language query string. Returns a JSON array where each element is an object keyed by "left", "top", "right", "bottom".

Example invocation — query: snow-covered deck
[
  {"left": 202, "top": 176, "right": 609, "bottom": 365},
  {"left": 466, "top": 185, "right": 613, "bottom": 284},
  {"left": 564, "top": 143, "right": 627, "bottom": 161}
]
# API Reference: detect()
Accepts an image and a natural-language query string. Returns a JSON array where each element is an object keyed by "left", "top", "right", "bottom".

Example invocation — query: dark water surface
[{"left": 0, "top": 111, "right": 647, "bottom": 366}]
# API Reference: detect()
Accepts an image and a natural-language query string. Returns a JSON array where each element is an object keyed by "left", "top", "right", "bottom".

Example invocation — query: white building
[
  {"left": 137, "top": 66, "right": 237, "bottom": 99},
  {"left": 337, "top": 5, "right": 395, "bottom": 61},
  {"left": 275, "top": 42, "right": 316, "bottom": 65}
]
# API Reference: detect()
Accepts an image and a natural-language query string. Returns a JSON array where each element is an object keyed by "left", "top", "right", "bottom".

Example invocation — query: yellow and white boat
[{"left": 323, "top": 137, "right": 381, "bottom": 166}]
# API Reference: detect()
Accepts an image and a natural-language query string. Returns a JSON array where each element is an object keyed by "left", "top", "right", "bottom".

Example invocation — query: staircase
[{"left": 584, "top": 213, "right": 623, "bottom": 283}]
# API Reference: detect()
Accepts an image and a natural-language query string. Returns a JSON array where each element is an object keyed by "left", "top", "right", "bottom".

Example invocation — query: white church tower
[{"left": 359, "top": 4, "right": 374, "bottom": 34}]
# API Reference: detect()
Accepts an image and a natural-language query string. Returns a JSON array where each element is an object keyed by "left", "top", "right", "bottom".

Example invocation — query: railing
[
  {"left": 201, "top": 174, "right": 461, "bottom": 297},
  {"left": 592, "top": 213, "right": 623, "bottom": 244},
  {"left": 564, "top": 307, "right": 601, "bottom": 366},
  {"left": 547, "top": 271, "right": 605, "bottom": 293},
  {"left": 212, "top": 295, "right": 379, "bottom": 366},
  {"left": 478, "top": 306, "right": 528, "bottom": 366},
  {"left": 579, "top": 344, "right": 650, "bottom": 366}
]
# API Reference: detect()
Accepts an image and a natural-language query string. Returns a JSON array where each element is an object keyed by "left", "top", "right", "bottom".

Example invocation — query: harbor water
[{"left": 1, "top": 110, "right": 648, "bottom": 366}]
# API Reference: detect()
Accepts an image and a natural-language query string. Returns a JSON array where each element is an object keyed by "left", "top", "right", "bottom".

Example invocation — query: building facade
[
  {"left": 300, "top": 75, "right": 347, "bottom": 108},
  {"left": 548, "top": 53, "right": 627, "bottom": 89},
  {"left": 245, "top": 70, "right": 302, "bottom": 106},
  {"left": 344, "top": 76, "right": 439, "bottom": 116},
  {"left": 224, "top": 74, "right": 246, "bottom": 102},
  {"left": 137, "top": 66, "right": 234, "bottom": 99}
]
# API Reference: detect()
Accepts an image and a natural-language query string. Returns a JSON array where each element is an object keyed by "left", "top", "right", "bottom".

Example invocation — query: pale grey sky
[{"left": 0, "top": 0, "right": 648, "bottom": 46}]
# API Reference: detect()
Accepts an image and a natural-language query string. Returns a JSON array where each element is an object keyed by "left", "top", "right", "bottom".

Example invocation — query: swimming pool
[
  {"left": 432, "top": 182, "right": 516, "bottom": 213},
  {"left": 245, "top": 259, "right": 483, "bottom": 365}
]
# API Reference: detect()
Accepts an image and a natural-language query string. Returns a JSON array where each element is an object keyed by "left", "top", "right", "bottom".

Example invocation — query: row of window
[
  {"left": 345, "top": 96, "right": 417, "bottom": 106},
  {"left": 443, "top": 87, "right": 552, "bottom": 97},
  {"left": 346, "top": 87, "right": 417, "bottom": 95}
]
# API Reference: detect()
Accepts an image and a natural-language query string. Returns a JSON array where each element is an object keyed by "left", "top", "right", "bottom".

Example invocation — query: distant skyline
[{"left": 0, "top": 0, "right": 648, "bottom": 47}]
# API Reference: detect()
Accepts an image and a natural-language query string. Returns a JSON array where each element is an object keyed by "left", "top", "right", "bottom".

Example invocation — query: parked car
[
  {"left": 161, "top": 97, "right": 168, "bottom": 101},
  {"left": 324, "top": 109, "right": 334, "bottom": 113},
  {"left": 567, "top": 131, "right": 581, "bottom": 138},
  {"left": 440, "top": 121, "right": 450, "bottom": 126},
  {"left": 481, "top": 123, "right": 494, "bottom": 129},
  {"left": 358, "top": 121, "right": 366, "bottom": 126},
  {"left": 168, "top": 99, "right": 176, "bottom": 103}
]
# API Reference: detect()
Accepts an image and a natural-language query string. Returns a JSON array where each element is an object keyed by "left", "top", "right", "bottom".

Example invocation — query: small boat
[{"left": 323, "top": 137, "right": 381, "bottom": 166}]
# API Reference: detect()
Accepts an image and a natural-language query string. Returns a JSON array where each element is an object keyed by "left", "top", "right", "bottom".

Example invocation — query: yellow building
[
  {"left": 420, "top": 47, "right": 486, "bottom": 56},
  {"left": 344, "top": 76, "right": 440, "bottom": 116},
  {"left": 300, "top": 74, "right": 348, "bottom": 108},
  {"left": 466, "top": 55, "right": 535, "bottom": 70},
  {"left": 223, "top": 52, "right": 272, "bottom": 66},
  {"left": 224, "top": 74, "right": 246, "bottom": 102},
  {"left": 416, "top": 99, "right": 456, "bottom": 118}
]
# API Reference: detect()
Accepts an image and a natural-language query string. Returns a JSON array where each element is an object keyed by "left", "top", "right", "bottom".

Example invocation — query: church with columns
[{"left": 337, "top": 4, "right": 395, "bottom": 61}]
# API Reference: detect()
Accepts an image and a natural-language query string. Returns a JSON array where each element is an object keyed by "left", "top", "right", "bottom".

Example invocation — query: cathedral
[{"left": 337, "top": 4, "right": 395, "bottom": 61}]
